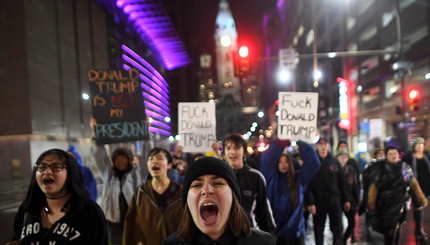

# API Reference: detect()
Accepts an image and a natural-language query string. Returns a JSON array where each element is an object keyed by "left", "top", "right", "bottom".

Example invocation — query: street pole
[{"left": 396, "top": 0, "right": 410, "bottom": 153}]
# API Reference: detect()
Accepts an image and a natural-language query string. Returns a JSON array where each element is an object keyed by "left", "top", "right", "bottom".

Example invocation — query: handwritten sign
[
  {"left": 178, "top": 102, "right": 216, "bottom": 152},
  {"left": 277, "top": 92, "right": 318, "bottom": 142},
  {"left": 88, "top": 69, "right": 149, "bottom": 145}
]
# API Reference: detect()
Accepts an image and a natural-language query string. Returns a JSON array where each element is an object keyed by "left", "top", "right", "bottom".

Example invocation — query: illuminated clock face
[{"left": 220, "top": 35, "right": 232, "bottom": 47}]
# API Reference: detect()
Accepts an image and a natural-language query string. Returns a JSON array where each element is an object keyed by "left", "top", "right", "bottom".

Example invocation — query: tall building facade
[
  {"left": 265, "top": 0, "right": 430, "bottom": 153},
  {"left": 214, "top": 0, "right": 241, "bottom": 101},
  {"left": 0, "top": 0, "right": 190, "bottom": 180}
]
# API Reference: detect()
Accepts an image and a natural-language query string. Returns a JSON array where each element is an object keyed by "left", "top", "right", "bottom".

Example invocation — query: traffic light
[
  {"left": 408, "top": 88, "right": 420, "bottom": 111},
  {"left": 234, "top": 45, "right": 250, "bottom": 76}
]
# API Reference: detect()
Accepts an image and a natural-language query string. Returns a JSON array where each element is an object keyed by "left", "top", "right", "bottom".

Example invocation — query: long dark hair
[
  {"left": 177, "top": 193, "right": 251, "bottom": 240},
  {"left": 24, "top": 148, "right": 89, "bottom": 214},
  {"left": 279, "top": 153, "right": 298, "bottom": 210}
]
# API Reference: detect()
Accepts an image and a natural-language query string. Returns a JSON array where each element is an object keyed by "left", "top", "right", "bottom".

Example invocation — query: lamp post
[{"left": 394, "top": 0, "right": 412, "bottom": 152}]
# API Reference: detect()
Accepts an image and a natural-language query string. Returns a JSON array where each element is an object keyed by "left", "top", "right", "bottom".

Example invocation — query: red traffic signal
[
  {"left": 238, "top": 46, "right": 249, "bottom": 58},
  {"left": 408, "top": 88, "right": 420, "bottom": 111},
  {"left": 234, "top": 46, "right": 251, "bottom": 76},
  {"left": 408, "top": 89, "right": 419, "bottom": 101}
]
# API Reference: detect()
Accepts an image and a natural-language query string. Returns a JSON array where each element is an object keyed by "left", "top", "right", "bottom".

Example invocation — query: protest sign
[
  {"left": 178, "top": 102, "right": 216, "bottom": 152},
  {"left": 277, "top": 92, "right": 318, "bottom": 142},
  {"left": 88, "top": 68, "right": 149, "bottom": 145}
]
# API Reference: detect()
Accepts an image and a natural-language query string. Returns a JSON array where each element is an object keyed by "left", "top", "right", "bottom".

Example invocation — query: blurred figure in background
[
  {"left": 359, "top": 147, "right": 386, "bottom": 242},
  {"left": 67, "top": 145, "right": 98, "bottom": 201},
  {"left": 9, "top": 149, "right": 107, "bottom": 244},
  {"left": 337, "top": 150, "right": 360, "bottom": 244},
  {"left": 367, "top": 146, "right": 428, "bottom": 245},
  {"left": 402, "top": 137, "right": 430, "bottom": 244},
  {"left": 306, "top": 136, "right": 350, "bottom": 245}
]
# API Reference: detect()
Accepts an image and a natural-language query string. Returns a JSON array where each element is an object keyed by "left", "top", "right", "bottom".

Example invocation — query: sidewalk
[{"left": 305, "top": 209, "right": 429, "bottom": 244}]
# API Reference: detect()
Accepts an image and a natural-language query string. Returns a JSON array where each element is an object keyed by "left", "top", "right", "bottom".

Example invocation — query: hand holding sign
[
  {"left": 178, "top": 102, "right": 216, "bottom": 152},
  {"left": 277, "top": 92, "right": 318, "bottom": 143}
]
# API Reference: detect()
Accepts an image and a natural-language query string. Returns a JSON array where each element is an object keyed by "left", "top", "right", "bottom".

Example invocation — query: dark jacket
[
  {"left": 402, "top": 151, "right": 430, "bottom": 196},
  {"left": 12, "top": 197, "right": 108, "bottom": 244},
  {"left": 366, "top": 160, "right": 425, "bottom": 233},
  {"left": 162, "top": 228, "right": 275, "bottom": 245},
  {"left": 306, "top": 152, "right": 349, "bottom": 206},
  {"left": 341, "top": 161, "right": 360, "bottom": 206},
  {"left": 235, "top": 162, "right": 276, "bottom": 233},
  {"left": 122, "top": 180, "right": 183, "bottom": 245},
  {"left": 260, "top": 141, "right": 320, "bottom": 240}
]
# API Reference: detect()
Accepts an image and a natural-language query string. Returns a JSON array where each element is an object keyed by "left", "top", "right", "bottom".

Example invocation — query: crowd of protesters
[{"left": 8, "top": 126, "right": 430, "bottom": 245}]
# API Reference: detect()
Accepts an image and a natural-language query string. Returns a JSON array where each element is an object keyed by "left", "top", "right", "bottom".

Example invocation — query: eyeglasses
[{"left": 35, "top": 163, "right": 66, "bottom": 172}]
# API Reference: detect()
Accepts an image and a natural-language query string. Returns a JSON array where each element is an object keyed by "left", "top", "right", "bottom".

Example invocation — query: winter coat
[
  {"left": 341, "top": 161, "right": 360, "bottom": 207},
  {"left": 67, "top": 145, "right": 98, "bottom": 201},
  {"left": 367, "top": 160, "right": 427, "bottom": 233},
  {"left": 260, "top": 141, "right": 320, "bottom": 240},
  {"left": 122, "top": 180, "right": 183, "bottom": 245},
  {"left": 162, "top": 228, "right": 275, "bottom": 245},
  {"left": 12, "top": 196, "right": 107, "bottom": 244},
  {"left": 402, "top": 151, "right": 430, "bottom": 196},
  {"left": 234, "top": 162, "right": 276, "bottom": 233},
  {"left": 306, "top": 152, "right": 350, "bottom": 206},
  {"left": 94, "top": 144, "right": 148, "bottom": 224}
]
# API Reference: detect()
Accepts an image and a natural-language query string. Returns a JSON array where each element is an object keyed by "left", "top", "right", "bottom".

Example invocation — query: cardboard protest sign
[
  {"left": 178, "top": 102, "right": 216, "bottom": 152},
  {"left": 88, "top": 68, "right": 149, "bottom": 145},
  {"left": 277, "top": 92, "right": 318, "bottom": 142}
]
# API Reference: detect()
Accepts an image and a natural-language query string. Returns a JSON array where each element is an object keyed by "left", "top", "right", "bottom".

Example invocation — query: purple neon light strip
[
  {"left": 113, "top": 1, "right": 191, "bottom": 70},
  {"left": 122, "top": 54, "right": 169, "bottom": 93},
  {"left": 139, "top": 74, "right": 168, "bottom": 99},
  {"left": 122, "top": 63, "right": 168, "bottom": 101},
  {"left": 144, "top": 101, "right": 168, "bottom": 117},
  {"left": 148, "top": 126, "right": 170, "bottom": 136},
  {"left": 145, "top": 109, "right": 165, "bottom": 121},
  {"left": 140, "top": 82, "right": 168, "bottom": 105},
  {"left": 122, "top": 45, "right": 169, "bottom": 88},
  {"left": 122, "top": 64, "right": 169, "bottom": 104},
  {"left": 149, "top": 119, "right": 171, "bottom": 130},
  {"left": 116, "top": 0, "right": 140, "bottom": 8},
  {"left": 122, "top": 54, "right": 169, "bottom": 95},
  {"left": 142, "top": 92, "right": 169, "bottom": 112},
  {"left": 122, "top": 45, "right": 170, "bottom": 88}
]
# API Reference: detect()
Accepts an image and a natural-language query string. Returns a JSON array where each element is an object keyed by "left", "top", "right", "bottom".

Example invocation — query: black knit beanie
[{"left": 182, "top": 157, "right": 241, "bottom": 206}]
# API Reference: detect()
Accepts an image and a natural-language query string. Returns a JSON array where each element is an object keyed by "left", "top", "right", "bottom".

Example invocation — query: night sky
[{"left": 171, "top": 0, "right": 278, "bottom": 65}]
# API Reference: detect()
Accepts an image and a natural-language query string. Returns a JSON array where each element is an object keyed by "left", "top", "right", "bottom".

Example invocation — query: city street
[{"left": 1, "top": 178, "right": 429, "bottom": 244}]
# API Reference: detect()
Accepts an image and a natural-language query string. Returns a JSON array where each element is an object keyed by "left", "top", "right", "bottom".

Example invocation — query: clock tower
[{"left": 214, "top": 0, "right": 241, "bottom": 102}]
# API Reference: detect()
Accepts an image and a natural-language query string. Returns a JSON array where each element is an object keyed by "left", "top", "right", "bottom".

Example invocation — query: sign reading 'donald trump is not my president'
[
  {"left": 178, "top": 102, "right": 216, "bottom": 152},
  {"left": 277, "top": 92, "right": 318, "bottom": 142},
  {"left": 88, "top": 68, "right": 149, "bottom": 145}
]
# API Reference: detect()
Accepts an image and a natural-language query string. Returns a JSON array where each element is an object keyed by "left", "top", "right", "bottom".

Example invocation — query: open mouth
[
  {"left": 43, "top": 178, "right": 55, "bottom": 185},
  {"left": 151, "top": 166, "right": 160, "bottom": 171},
  {"left": 200, "top": 202, "right": 218, "bottom": 224}
]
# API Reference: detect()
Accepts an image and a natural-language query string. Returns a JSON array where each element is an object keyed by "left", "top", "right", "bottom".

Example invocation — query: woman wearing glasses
[{"left": 8, "top": 149, "right": 108, "bottom": 244}]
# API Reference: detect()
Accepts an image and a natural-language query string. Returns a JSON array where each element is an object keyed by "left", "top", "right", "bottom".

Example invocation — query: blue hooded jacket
[
  {"left": 260, "top": 141, "right": 320, "bottom": 240},
  {"left": 68, "top": 145, "right": 98, "bottom": 201}
]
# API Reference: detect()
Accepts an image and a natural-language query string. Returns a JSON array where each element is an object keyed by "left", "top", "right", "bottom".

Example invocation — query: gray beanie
[{"left": 182, "top": 157, "right": 241, "bottom": 206}]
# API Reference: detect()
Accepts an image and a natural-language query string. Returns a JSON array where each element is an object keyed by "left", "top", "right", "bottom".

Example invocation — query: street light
[
  {"left": 82, "top": 92, "right": 90, "bottom": 100},
  {"left": 278, "top": 69, "right": 292, "bottom": 83}
]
